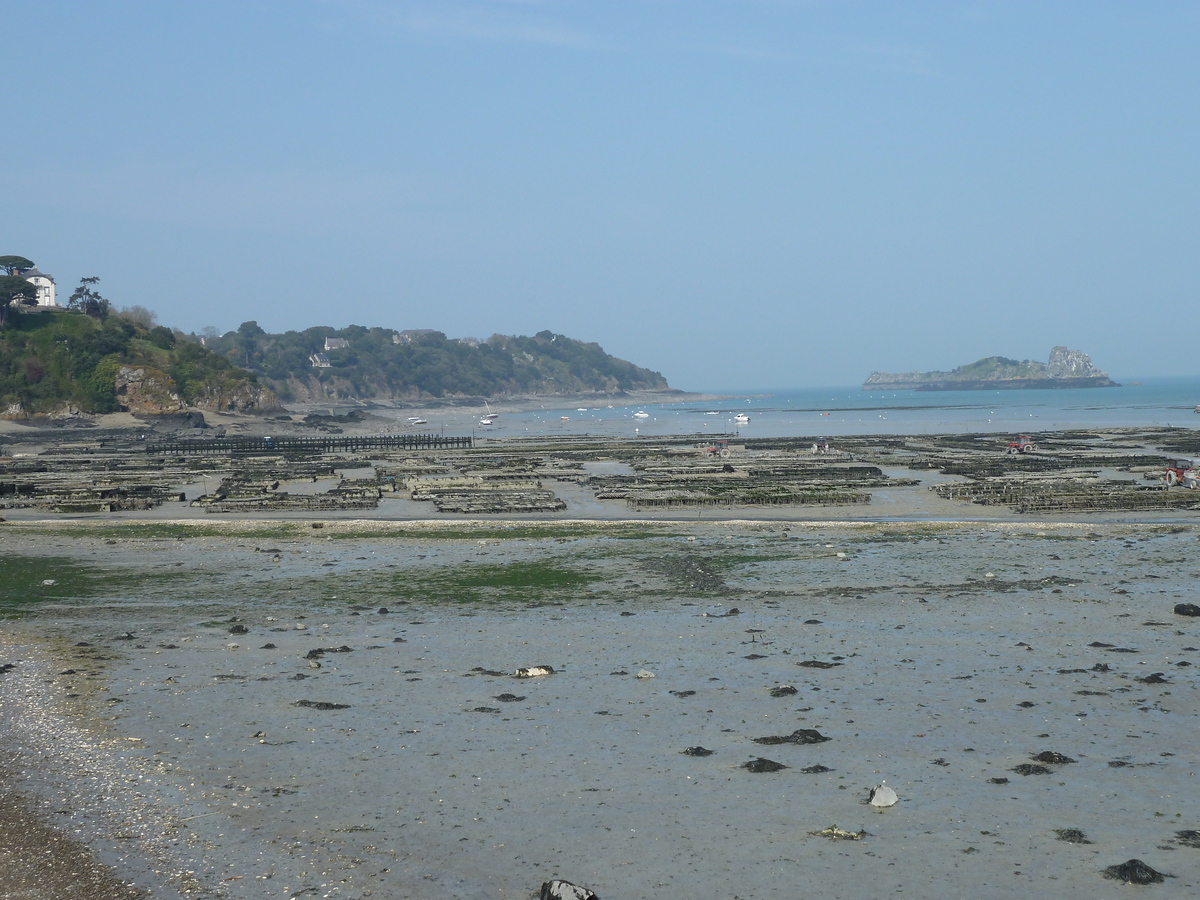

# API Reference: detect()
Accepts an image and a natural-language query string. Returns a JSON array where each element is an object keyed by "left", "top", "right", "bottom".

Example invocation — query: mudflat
[{"left": 3, "top": 516, "right": 1199, "bottom": 899}]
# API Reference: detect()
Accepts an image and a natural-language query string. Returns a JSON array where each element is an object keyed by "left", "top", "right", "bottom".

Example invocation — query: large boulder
[{"left": 115, "top": 366, "right": 186, "bottom": 414}]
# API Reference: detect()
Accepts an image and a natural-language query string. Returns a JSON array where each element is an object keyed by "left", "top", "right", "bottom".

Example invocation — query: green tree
[
  {"left": 0, "top": 256, "right": 35, "bottom": 276},
  {"left": 67, "top": 276, "right": 111, "bottom": 321},
  {"left": 0, "top": 275, "right": 37, "bottom": 326}
]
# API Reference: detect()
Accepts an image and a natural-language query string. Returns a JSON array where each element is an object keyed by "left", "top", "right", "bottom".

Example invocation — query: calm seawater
[{"left": 489, "top": 377, "right": 1200, "bottom": 439}]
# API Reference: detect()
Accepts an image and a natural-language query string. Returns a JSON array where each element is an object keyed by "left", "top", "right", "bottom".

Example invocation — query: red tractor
[
  {"left": 1006, "top": 435, "right": 1037, "bottom": 454},
  {"left": 1164, "top": 459, "right": 1199, "bottom": 489}
]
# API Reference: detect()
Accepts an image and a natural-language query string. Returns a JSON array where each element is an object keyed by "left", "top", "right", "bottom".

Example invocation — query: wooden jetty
[{"left": 145, "top": 433, "right": 473, "bottom": 456}]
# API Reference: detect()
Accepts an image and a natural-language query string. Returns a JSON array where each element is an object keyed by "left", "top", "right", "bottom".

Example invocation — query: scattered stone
[
  {"left": 758, "top": 728, "right": 829, "bottom": 746},
  {"left": 495, "top": 693, "right": 525, "bottom": 702},
  {"left": 473, "top": 707, "right": 500, "bottom": 713},
  {"left": 294, "top": 699, "right": 351, "bottom": 710},
  {"left": 1091, "top": 663, "right": 1111, "bottom": 672},
  {"left": 989, "top": 777, "right": 1010, "bottom": 785},
  {"left": 1174, "top": 830, "right": 1200, "bottom": 849},
  {"left": 769, "top": 685, "right": 798, "bottom": 697},
  {"left": 743, "top": 757, "right": 787, "bottom": 773},
  {"left": 800, "top": 764, "right": 833, "bottom": 774},
  {"left": 1012, "top": 764, "right": 1051, "bottom": 776},
  {"left": 229, "top": 624, "right": 249, "bottom": 635},
  {"left": 619, "top": 611, "right": 635, "bottom": 616},
  {"left": 1138, "top": 672, "right": 1171, "bottom": 684},
  {"left": 1032, "top": 751, "right": 1077, "bottom": 765},
  {"left": 516, "top": 665, "right": 555, "bottom": 678},
  {"left": 1055, "top": 828, "right": 1093, "bottom": 844},
  {"left": 1017, "top": 701, "right": 1036, "bottom": 708},
  {"left": 812, "top": 825, "right": 865, "bottom": 841},
  {"left": 378, "top": 607, "right": 389, "bottom": 614},
  {"left": 804, "top": 619, "right": 823, "bottom": 625},
  {"left": 703, "top": 608, "right": 740, "bottom": 618},
  {"left": 1089, "top": 641, "right": 1115, "bottom": 648},
  {"left": 1173, "top": 603, "right": 1200, "bottom": 617},
  {"left": 1107, "top": 760, "right": 1131, "bottom": 768},
  {"left": 797, "top": 660, "right": 841, "bottom": 669},
  {"left": 1102, "top": 859, "right": 1170, "bottom": 885},
  {"left": 744, "top": 653, "right": 768, "bottom": 660},
  {"left": 0, "top": 663, "right": 16, "bottom": 675},
  {"left": 305, "top": 646, "right": 353, "bottom": 659},
  {"left": 931, "top": 758, "right": 949, "bottom": 767},
  {"left": 670, "top": 690, "right": 696, "bottom": 697},
  {"left": 682, "top": 746, "right": 713, "bottom": 757},
  {"left": 868, "top": 782, "right": 898, "bottom": 808},
  {"left": 225, "top": 643, "right": 240, "bottom": 650},
  {"left": 540, "top": 879, "right": 597, "bottom": 900},
  {"left": 635, "top": 669, "right": 655, "bottom": 679}
]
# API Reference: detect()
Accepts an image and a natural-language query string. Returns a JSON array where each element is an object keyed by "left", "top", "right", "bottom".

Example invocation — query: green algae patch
[{"left": 0, "top": 555, "right": 115, "bottom": 607}]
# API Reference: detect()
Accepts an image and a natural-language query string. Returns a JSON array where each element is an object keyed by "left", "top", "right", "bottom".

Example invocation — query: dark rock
[
  {"left": 473, "top": 707, "right": 500, "bottom": 713},
  {"left": 743, "top": 757, "right": 788, "bottom": 773},
  {"left": 683, "top": 746, "right": 713, "bottom": 757},
  {"left": 294, "top": 699, "right": 350, "bottom": 710},
  {"left": 1175, "top": 830, "right": 1200, "bottom": 849},
  {"left": 378, "top": 607, "right": 389, "bottom": 614},
  {"left": 754, "top": 728, "right": 830, "bottom": 746},
  {"left": 1012, "top": 764, "right": 1052, "bottom": 776},
  {"left": 1102, "top": 859, "right": 1170, "bottom": 885},
  {"left": 1092, "top": 663, "right": 1111, "bottom": 672},
  {"left": 1017, "top": 701, "right": 1036, "bottom": 708},
  {"left": 670, "top": 690, "right": 696, "bottom": 698},
  {"left": 0, "top": 663, "right": 15, "bottom": 675},
  {"left": 540, "top": 879, "right": 597, "bottom": 900},
  {"left": 800, "top": 764, "right": 833, "bottom": 774},
  {"left": 619, "top": 611, "right": 635, "bottom": 616},
  {"left": 229, "top": 624, "right": 249, "bottom": 635},
  {"left": 769, "top": 685, "right": 798, "bottom": 697},
  {"left": 744, "top": 654, "right": 768, "bottom": 660},
  {"left": 1054, "top": 828, "right": 1093, "bottom": 844},
  {"left": 1108, "top": 760, "right": 1131, "bottom": 767},
  {"left": 393, "top": 637, "right": 406, "bottom": 642},
  {"left": 1138, "top": 672, "right": 1171, "bottom": 684},
  {"left": 305, "top": 646, "right": 353, "bottom": 659},
  {"left": 1032, "top": 751, "right": 1077, "bottom": 764},
  {"left": 1173, "top": 603, "right": 1200, "bottom": 617},
  {"left": 260, "top": 643, "right": 277, "bottom": 649},
  {"left": 797, "top": 660, "right": 841, "bottom": 669},
  {"left": 494, "top": 693, "right": 525, "bottom": 702},
  {"left": 804, "top": 619, "right": 823, "bottom": 624},
  {"left": 988, "top": 777, "right": 1010, "bottom": 784},
  {"left": 1089, "top": 641, "right": 1115, "bottom": 648}
]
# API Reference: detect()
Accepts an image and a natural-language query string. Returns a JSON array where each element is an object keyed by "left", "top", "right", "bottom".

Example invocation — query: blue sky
[{"left": 6, "top": 1, "right": 1198, "bottom": 390}]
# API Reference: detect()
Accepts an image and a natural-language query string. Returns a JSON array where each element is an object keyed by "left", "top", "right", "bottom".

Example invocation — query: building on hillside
[
  {"left": 456, "top": 337, "right": 480, "bottom": 347},
  {"left": 324, "top": 337, "right": 349, "bottom": 350},
  {"left": 21, "top": 267, "right": 57, "bottom": 307},
  {"left": 393, "top": 329, "right": 437, "bottom": 344},
  {"left": 309, "top": 353, "right": 331, "bottom": 368}
]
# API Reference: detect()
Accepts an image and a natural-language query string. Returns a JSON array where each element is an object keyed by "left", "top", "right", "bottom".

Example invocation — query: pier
[{"left": 144, "top": 433, "right": 473, "bottom": 456}]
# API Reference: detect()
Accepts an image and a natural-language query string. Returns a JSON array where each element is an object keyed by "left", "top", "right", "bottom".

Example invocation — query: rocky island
[{"left": 862, "top": 346, "right": 1119, "bottom": 391}]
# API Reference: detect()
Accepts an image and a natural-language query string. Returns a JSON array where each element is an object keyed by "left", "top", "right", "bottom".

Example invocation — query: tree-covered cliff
[{"left": 200, "top": 324, "right": 670, "bottom": 402}]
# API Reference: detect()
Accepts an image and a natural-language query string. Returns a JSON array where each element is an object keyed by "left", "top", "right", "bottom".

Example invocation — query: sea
[{"left": 479, "top": 376, "right": 1200, "bottom": 440}]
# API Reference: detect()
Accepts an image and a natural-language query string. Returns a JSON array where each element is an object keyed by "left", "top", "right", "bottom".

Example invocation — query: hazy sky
[{"left": 7, "top": 1, "right": 1198, "bottom": 390}]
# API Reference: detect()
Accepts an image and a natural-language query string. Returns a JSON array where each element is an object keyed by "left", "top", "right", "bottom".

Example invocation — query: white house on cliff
[{"left": 21, "top": 266, "right": 58, "bottom": 307}]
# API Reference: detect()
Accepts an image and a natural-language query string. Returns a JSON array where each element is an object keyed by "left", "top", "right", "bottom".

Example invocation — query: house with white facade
[
  {"left": 21, "top": 267, "right": 57, "bottom": 307},
  {"left": 324, "top": 337, "right": 349, "bottom": 351}
]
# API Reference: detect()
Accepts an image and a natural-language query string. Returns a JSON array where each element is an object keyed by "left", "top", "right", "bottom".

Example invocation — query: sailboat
[{"left": 479, "top": 401, "right": 499, "bottom": 426}]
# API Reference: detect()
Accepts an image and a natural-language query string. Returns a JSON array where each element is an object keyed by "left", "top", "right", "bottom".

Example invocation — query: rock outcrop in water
[{"left": 862, "top": 347, "right": 1118, "bottom": 391}]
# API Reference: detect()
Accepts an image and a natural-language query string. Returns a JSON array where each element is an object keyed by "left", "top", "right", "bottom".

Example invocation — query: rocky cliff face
[
  {"left": 115, "top": 366, "right": 187, "bottom": 414},
  {"left": 1045, "top": 346, "right": 1109, "bottom": 379},
  {"left": 189, "top": 381, "right": 282, "bottom": 413}
]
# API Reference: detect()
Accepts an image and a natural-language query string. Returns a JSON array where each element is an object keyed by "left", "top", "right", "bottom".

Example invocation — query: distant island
[{"left": 863, "top": 346, "right": 1119, "bottom": 391}]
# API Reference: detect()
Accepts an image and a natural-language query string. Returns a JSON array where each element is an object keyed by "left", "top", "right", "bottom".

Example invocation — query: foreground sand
[{"left": 2, "top": 517, "right": 1200, "bottom": 899}]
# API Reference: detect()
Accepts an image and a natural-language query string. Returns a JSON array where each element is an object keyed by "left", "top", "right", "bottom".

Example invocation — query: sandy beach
[{"left": 3, "top": 512, "right": 1199, "bottom": 899}]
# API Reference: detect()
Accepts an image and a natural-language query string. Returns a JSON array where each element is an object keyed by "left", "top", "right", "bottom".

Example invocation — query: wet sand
[{"left": 3, "top": 517, "right": 1200, "bottom": 898}]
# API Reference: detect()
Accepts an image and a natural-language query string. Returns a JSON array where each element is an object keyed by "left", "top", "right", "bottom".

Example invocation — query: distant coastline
[{"left": 863, "top": 346, "right": 1119, "bottom": 392}]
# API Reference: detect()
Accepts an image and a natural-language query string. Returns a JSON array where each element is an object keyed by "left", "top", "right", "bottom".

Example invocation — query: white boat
[
  {"left": 479, "top": 401, "right": 499, "bottom": 426},
  {"left": 406, "top": 416, "right": 428, "bottom": 426},
  {"left": 633, "top": 410, "right": 650, "bottom": 419},
  {"left": 734, "top": 413, "right": 750, "bottom": 424}
]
